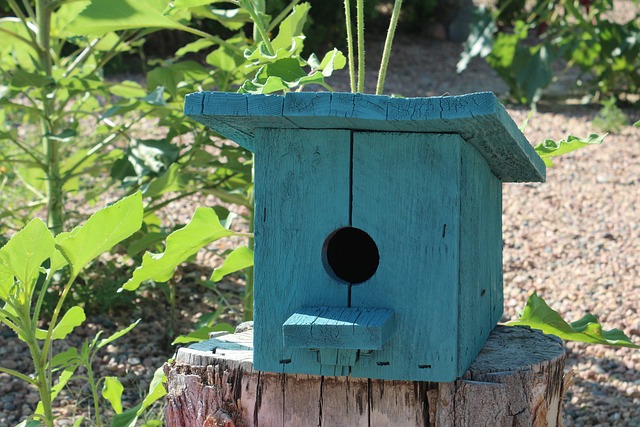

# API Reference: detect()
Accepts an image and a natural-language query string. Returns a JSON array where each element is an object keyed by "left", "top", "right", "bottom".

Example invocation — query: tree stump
[{"left": 164, "top": 325, "right": 571, "bottom": 427}]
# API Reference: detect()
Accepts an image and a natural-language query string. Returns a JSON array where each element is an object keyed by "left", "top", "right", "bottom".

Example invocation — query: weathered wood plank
[
  {"left": 282, "top": 306, "right": 394, "bottom": 350},
  {"left": 457, "top": 141, "right": 503, "bottom": 371},
  {"left": 185, "top": 91, "right": 545, "bottom": 182},
  {"left": 166, "top": 325, "right": 569, "bottom": 427},
  {"left": 350, "top": 132, "right": 462, "bottom": 382},
  {"left": 252, "top": 128, "right": 351, "bottom": 375}
]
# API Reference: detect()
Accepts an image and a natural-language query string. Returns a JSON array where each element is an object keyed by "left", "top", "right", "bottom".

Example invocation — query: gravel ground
[{"left": 2, "top": 26, "right": 640, "bottom": 427}]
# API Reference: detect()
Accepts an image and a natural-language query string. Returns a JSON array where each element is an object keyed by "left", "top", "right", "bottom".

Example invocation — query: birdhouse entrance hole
[{"left": 322, "top": 227, "right": 380, "bottom": 284}]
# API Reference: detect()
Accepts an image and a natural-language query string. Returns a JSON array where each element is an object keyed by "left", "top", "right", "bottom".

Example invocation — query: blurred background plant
[{"left": 459, "top": 0, "right": 640, "bottom": 106}]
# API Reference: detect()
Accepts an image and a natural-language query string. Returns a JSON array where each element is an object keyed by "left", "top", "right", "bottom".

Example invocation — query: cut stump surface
[{"left": 164, "top": 325, "right": 570, "bottom": 427}]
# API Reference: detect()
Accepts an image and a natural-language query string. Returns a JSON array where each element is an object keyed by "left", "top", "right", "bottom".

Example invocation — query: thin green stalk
[
  {"left": 21, "top": 0, "right": 36, "bottom": 20},
  {"left": 250, "top": 0, "right": 265, "bottom": 42},
  {"left": 356, "top": 0, "right": 365, "bottom": 92},
  {"left": 240, "top": 0, "right": 274, "bottom": 55},
  {"left": 84, "top": 358, "right": 103, "bottom": 427},
  {"left": 376, "top": 0, "right": 403, "bottom": 95},
  {"left": 36, "top": 0, "right": 63, "bottom": 234},
  {"left": 63, "top": 37, "right": 101, "bottom": 78},
  {"left": 9, "top": 139, "right": 47, "bottom": 169},
  {"left": 179, "top": 26, "right": 246, "bottom": 54},
  {"left": 7, "top": 0, "right": 39, "bottom": 46},
  {"left": 344, "top": 0, "right": 356, "bottom": 92},
  {"left": 0, "top": 366, "right": 37, "bottom": 385},
  {"left": 0, "top": 27, "right": 39, "bottom": 50}
]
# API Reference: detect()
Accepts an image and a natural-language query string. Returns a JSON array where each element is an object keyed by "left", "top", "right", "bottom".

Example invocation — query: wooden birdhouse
[{"left": 185, "top": 91, "right": 545, "bottom": 382}]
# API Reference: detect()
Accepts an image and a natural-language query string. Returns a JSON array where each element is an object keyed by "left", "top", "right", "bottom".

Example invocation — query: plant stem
[
  {"left": 36, "top": 0, "right": 64, "bottom": 234},
  {"left": 356, "top": 0, "right": 365, "bottom": 92},
  {"left": 343, "top": 0, "right": 356, "bottom": 92},
  {"left": 85, "top": 357, "right": 103, "bottom": 427},
  {"left": 241, "top": 0, "right": 274, "bottom": 56},
  {"left": 0, "top": 366, "right": 37, "bottom": 385},
  {"left": 376, "top": 0, "right": 403, "bottom": 95}
]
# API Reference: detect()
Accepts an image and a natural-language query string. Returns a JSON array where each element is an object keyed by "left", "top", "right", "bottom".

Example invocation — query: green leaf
[
  {"left": 212, "top": 246, "right": 253, "bottom": 282},
  {"left": 111, "top": 403, "right": 141, "bottom": 427},
  {"left": 36, "top": 306, "right": 86, "bottom": 340},
  {"left": 141, "top": 86, "right": 167, "bottom": 106},
  {"left": 97, "top": 319, "right": 140, "bottom": 349},
  {"left": 271, "top": 3, "right": 310, "bottom": 52},
  {"left": 14, "top": 420, "right": 41, "bottom": 427},
  {"left": 56, "top": 192, "right": 143, "bottom": 276},
  {"left": 175, "top": 39, "right": 216, "bottom": 58},
  {"left": 103, "top": 376, "right": 125, "bottom": 414},
  {"left": 126, "top": 233, "right": 167, "bottom": 258},
  {"left": 10, "top": 70, "right": 55, "bottom": 89},
  {"left": 0, "top": 218, "right": 54, "bottom": 287},
  {"left": 534, "top": 134, "right": 606, "bottom": 167},
  {"left": 634, "top": 120, "right": 639, "bottom": 127},
  {"left": 63, "top": 0, "right": 185, "bottom": 36},
  {"left": 121, "top": 208, "right": 238, "bottom": 291},
  {"left": 457, "top": 6, "right": 496, "bottom": 73},
  {"left": 143, "top": 163, "right": 183, "bottom": 198},
  {"left": 109, "top": 81, "right": 148, "bottom": 98},
  {"left": 317, "top": 49, "right": 347, "bottom": 77},
  {"left": 506, "top": 292, "right": 640, "bottom": 348},
  {"left": 140, "top": 367, "right": 167, "bottom": 412},
  {"left": 50, "top": 347, "right": 80, "bottom": 369},
  {"left": 0, "top": 272, "right": 13, "bottom": 301},
  {"left": 172, "top": 323, "right": 235, "bottom": 345},
  {"left": 112, "top": 367, "right": 167, "bottom": 427}
]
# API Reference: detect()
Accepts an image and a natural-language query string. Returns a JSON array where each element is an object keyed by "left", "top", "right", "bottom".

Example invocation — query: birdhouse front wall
[{"left": 253, "top": 127, "right": 501, "bottom": 381}]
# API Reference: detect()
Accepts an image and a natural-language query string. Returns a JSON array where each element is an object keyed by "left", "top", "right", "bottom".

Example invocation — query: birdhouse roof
[{"left": 185, "top": 91, "right": 545, "bottom": 182}]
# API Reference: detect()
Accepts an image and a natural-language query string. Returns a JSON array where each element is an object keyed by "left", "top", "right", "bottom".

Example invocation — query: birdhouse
[{"left": 185, "top": 91, "right": 545, "bottom": 382}]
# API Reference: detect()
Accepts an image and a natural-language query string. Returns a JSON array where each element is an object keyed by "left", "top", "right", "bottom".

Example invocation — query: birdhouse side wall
[
  {"left": 457, "top": 141, "right": 503, "bottom": 373},
  {"left": 252, "top": 128, "right": 352, "bottom": 374}
]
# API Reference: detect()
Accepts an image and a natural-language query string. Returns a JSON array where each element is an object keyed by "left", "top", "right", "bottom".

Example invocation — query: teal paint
[
  {"left": 283, "top": 307, "right": 394, "bottom": 350},
  {"left": 185, "top": 91, "right": 545, "bottom": 382}
]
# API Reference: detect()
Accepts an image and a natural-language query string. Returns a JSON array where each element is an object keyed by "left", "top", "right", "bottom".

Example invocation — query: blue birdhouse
[{"left": 185, "top": 91, "right": 545, "bottom": 382}]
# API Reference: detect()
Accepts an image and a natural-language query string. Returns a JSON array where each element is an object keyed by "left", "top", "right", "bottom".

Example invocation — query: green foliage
[
  {"left": 211, "top": 246, "right": 254, "bottom": 282},
  {"left": 534, "top": 133, "right": 605, "bottom": 167},
  {"left": 122, "top": 207, "right": 247, "bottom": 292},
  {"left": 460, "top": 1, "right": 640, "bottom": 104},
  {"left": 0, "top": 193, "right": 166, "bottom": 427},
  {"left": 507, "top": 292, "right": 640, "bottom": 348},
  {"left": 593, "top": 97, "right": 630, "bottom": 133}
]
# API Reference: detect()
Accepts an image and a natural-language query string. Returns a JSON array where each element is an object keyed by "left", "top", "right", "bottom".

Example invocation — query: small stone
[{"left": 127, "top": 357, "right": 141, "bottom": 366}]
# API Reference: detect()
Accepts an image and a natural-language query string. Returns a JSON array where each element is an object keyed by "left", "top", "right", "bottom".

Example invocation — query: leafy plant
[
  {"left": 0, "top": 192, "right": 165, "bottom": 426},
  {"left": 593, "top": 97, "right": 629, "bottom": 133},
  {"left": 533, "top": 133, "right": 605, "bottom": 167},
  {"left": 459, "top": 0, "right": 640, "bottom": 105},
  {"left": 508, "top": 292, "right": 639, "bottom": 348}
]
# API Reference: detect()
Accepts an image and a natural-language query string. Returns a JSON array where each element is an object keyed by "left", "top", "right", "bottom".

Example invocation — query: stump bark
[{"left": 164, "top": 325, "right": 571, "bottom": 427}]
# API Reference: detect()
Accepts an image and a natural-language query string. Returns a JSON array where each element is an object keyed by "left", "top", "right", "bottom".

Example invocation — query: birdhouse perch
[{"left": 185, "top": 91, "right": 545, "bottom": 382}]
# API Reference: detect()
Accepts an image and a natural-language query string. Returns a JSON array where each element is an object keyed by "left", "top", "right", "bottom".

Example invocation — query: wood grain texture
[
  {"left": 185, "top": 91, "right": 545, "bottom": 182},
  {"left": 457, "top": 141, "right": 503, "bottom": 371},
  {"left": 350, "top": 132, "right": 462, "bottom": 382},
  {"left": 166, "top": 326, "right": 570, "bottom": 427},
  {"left": 282, "top": 307, "right": 394, "bottom": 350},
  {"left": 252, "top": 128, "right": 351, "bottom": 375}
]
